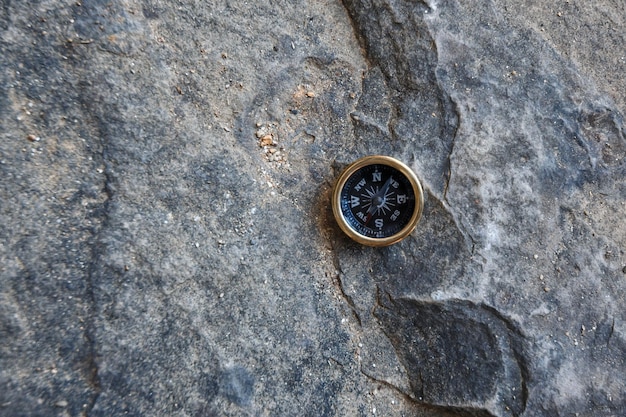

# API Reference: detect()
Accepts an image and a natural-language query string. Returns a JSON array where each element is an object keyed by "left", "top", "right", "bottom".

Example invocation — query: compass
[{"left": 332, "top": 155, "right": 424, "bottom": 246}]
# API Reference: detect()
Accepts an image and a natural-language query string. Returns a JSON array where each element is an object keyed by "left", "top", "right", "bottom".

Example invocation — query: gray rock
[
  {"left": 375, "top": 295, "right": 527, "bottom": 416},
  {"left": 1, "top": 0, "right": 625, "bottom": 416},
  {"left": 340, "top": 0, "right": 626, "bottom": 415}
]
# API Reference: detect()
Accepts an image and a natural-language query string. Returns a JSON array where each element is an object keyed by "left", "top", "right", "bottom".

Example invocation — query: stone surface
[{"left": 1, "top": 0, "right": 625, "bottom": 416}]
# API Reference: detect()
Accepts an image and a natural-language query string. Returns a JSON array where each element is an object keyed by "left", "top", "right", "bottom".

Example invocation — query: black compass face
[{"left": 339, "top": 163, "right": 417, "bottom": 240}]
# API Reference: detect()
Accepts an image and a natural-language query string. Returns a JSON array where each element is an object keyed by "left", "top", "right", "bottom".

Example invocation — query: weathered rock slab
[{"left": 1, "top": 0, "right": 625, "bottom": 416}]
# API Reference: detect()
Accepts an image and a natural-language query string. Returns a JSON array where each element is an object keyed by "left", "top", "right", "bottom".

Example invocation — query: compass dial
[{"left": 332, "top": 156, "right": 423, "bottom": 246}]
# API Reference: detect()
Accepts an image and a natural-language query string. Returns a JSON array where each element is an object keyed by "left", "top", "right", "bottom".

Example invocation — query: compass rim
[{"left": 332, "top": 155, "right": 424, "bottom": 247}]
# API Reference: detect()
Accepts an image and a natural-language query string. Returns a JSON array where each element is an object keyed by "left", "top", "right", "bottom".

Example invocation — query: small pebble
[
  {"left": 27, "top": 134, "right": 39, "bottom": 142},
  {"left": 260, "top": 134, "right": 273, "bottom": 145},
  {"left": 306, "top": 91, "right": 316, "bottom": 98},
  {"left": 55, "top": 400, "right": 68, "bottom": 408}
]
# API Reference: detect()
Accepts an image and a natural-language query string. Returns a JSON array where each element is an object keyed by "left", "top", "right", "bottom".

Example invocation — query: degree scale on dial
[{"left": 332, "top": 156, "right": 424, "bottom": 246}]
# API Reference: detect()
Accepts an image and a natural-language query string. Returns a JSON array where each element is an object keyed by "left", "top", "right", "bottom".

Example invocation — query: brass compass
[{"left": 332, "top": 156, "right": 424, "bottom": 246}]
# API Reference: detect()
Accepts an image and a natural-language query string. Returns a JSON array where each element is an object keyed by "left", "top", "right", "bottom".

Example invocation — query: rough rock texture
[{"left": 1, "top": 0, "right": 625, "bottom": 416}]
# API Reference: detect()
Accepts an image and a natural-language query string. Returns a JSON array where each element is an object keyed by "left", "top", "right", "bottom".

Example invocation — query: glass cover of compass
[{"left": 332, "top": 155, "right": 424, "bottom": 246}]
